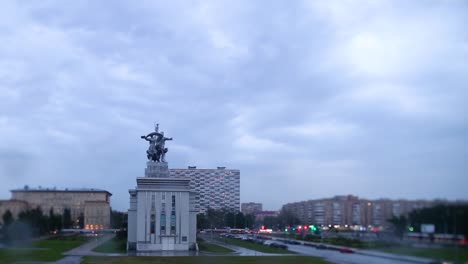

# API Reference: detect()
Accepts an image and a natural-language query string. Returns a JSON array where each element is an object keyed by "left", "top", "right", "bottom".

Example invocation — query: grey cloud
[{"left": 0, "top": 1, "right": 467, "bottom": 210}]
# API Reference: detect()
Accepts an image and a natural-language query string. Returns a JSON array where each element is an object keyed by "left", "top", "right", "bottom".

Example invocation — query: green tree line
[
  {"left": 1, "top": 207, "right": 74, "bottom": 242},
  {"left": 196, "top": 208, "right": 300, "bottom": 230},
  {"left": 388, "top": 204, "right": 468, "bottom": 238}
]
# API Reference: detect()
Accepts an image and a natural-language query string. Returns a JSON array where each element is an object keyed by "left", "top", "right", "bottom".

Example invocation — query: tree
[
  {"left": 224, "top": 212, "right": 236, "bottom": 228},
  {"left": 206, "top": 208, "right": 226, "bottom": 228},
  {"left": 388, "top": 215, "right": 407, "bottom": 239},
  {"left": 278, "top": 209, "right": 300, "bottom": 227},
  {"left": 197, "top": 213, "right": 207, "bottom": 230},
  {"left": 77, "top": 213, "right": 84, "bottom": 229},
  {"left": 110, "top": 210, "right": 127, "bottom": 229},
  {"left": 48, "top": 208, "right": 62, "bottom": 232},
  {"left": 408, "top": 204, "right": 468, "bottom": 236},
  {"left": 63, "top": 208, "right": 72, "bottom": 229},
  {"left": 235, "top": 212, "right": 245, "bottom": 228},
  {"left": 18, "top": 207, "right": 48, "bottom": 236},
  {"left": 2, "top": 210, "right": 13, "bottom": 226},
  {"left": 244, "top": 213, "right": 255, "bottom": 229}
]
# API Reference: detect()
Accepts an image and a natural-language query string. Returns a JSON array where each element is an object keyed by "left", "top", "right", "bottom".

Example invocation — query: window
[
  {"left": 170, "top": 211, "right": 176, "bottom": 235},
  {"left": 150, "top": 194, "right": 156, "bottom": 234},
  {"left": 160, "top": 212, "right": 166, "bottom": 233},
  {"left": 150, "top": 214, "right": 155, "bottom": 234},
  {"left": 182, "top": 236, "right": 187, "bottom": 242}
]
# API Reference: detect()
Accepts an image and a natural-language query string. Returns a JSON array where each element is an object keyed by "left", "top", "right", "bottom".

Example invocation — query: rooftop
[{"left": 11, "top": 186, "right": 112, "bottom": 196}]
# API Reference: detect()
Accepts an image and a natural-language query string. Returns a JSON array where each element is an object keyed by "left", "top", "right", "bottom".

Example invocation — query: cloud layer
[{"left": 1, "top": 1, "right": 467, "bottom": 210}]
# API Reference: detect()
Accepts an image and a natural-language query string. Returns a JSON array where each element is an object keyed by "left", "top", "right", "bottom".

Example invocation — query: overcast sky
[{"left": 1, "top": 1, "right": 467, "bottom": 211}]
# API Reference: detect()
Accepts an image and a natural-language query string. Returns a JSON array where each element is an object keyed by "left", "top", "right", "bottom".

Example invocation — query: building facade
[
  {"left": 254, "top": 210, "right": 279, "bottom": 222},
  {"left": 170, "top": 166, "right": 240, "bottom": 213},
  {"left": 241, "top": 202, "right": 263, "bottom": 215},
  {"left": 127, "top": 162, "right": 197, "bottom": 251},
  {"left": 282, "top": 195, "right": 450, "bottom": 229},
  {"left": 0, "top": 187, "right": 111, "bottom": 229}
]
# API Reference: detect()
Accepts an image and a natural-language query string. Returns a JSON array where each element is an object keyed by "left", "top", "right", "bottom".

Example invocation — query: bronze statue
[{"left": 141, "top": 124, "right": 173, "bottom": 162}]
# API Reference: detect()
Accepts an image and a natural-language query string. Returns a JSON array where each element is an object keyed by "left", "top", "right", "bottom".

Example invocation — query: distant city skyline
[
  {"left": 282, "top": 195, "right": 468, "bottom": 228},
  {"left": 1, "top": 1, "right": 467, "bottom": 212}
]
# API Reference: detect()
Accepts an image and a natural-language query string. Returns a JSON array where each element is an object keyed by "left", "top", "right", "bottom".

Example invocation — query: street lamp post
[{"left": 454, "top": 210, "right": 460, "bottom": 263}]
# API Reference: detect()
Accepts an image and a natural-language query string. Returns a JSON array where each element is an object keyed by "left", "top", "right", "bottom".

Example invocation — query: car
[
  {"left": 270, "top": 242, "right": 288, "bottom": 249},
  {"left": 253, "top": 239, "right": 265, "bottom": 244},
  {"left": 316, "top": 244, "right": 328, "bottom": 250},
  {"left": 339, "top": 248, "right": 354, "bottom": 253}
]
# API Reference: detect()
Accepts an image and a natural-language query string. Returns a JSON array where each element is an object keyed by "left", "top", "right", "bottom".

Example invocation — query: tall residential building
[
  {"left": 170, "top": 166, "right": 240, "bottom": 213},
  {"left": 0, "top": 186, "right": 111, "bottom": 229},
  {"left": 282, "top": 195, "right": 460, "bottom": 229},
  {"left": 241, "top": 202, "right": 263, "bottom": 215}
]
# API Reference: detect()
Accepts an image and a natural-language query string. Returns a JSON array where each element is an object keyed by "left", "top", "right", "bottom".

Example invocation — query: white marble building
[{"left": 127, "top": 161, "right": 197, "bottom": 251}]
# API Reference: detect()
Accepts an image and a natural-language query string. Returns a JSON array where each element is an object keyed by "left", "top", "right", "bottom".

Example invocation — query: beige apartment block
[
  {"left": 0, "top": 187, "right": 111, "bottom": 229},
  {"left": 84, "top": 201, "right": 111, "bottom": 230}
]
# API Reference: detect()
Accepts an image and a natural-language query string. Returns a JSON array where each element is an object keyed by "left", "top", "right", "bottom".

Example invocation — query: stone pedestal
[{"left": 145, "top": 161, "right": 169, "bottom": 178}]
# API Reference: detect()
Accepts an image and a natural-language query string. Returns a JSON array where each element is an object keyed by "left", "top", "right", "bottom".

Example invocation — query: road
[
  {"left": 287, "top": 243, "right": 430, "bottom": 264},
  {"left": 202, "top": 234, "right": 433, "bottom": 263}
]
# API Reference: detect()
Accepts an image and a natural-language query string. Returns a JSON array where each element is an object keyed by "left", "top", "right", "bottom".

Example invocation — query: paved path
[
  {"left": 63, "top": 233, "right": 120, "bottom": 257},
  {"left": 14, "top": 234, "right": 119, "bottom": 264},
  {"left": 47, "top": 233, "right": 121, "bottom": 264}
]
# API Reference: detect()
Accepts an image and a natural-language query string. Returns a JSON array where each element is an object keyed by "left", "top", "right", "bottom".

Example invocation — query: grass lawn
[
  {"left": 197, "top": 240, "right": 234, "bottom": 253},
  {"left": 82, "top": 256, "right": 333, "bottom": 264},
  {"left": 93, "top": 236, "right": 127, "bottom": 253},
  {"left": 378, "top": 246, "right": 468, "bottom": 262},
  {"left": 0, "top": 234, "right": 89, "bottom": 264},
  {"left": 217, "top": 238, "right": 295, "bottom": 254}
]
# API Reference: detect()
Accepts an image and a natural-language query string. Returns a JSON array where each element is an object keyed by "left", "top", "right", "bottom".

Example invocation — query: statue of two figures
[{"left": 141, "top": 124, "right": 173, "bottom": 162}]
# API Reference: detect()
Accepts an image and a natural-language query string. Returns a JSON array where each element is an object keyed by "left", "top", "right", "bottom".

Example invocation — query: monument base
[{"left": 145, "top": 161, "right": 169, "bottom": 177}]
